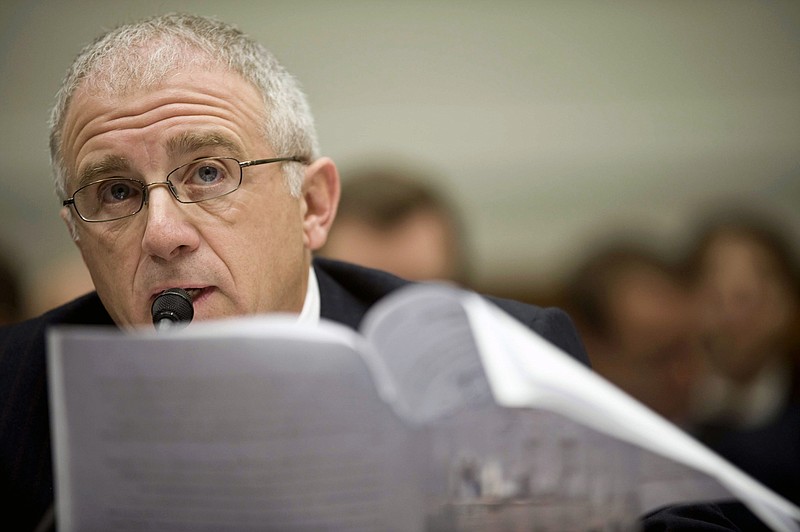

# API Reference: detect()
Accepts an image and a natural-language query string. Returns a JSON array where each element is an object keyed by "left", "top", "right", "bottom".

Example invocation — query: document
[{"left": 47, "top": 283, "right": 800, "bottom": 531}]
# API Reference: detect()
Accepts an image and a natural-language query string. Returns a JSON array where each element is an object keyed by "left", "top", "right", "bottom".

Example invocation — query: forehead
[
  {"left": 704, "top": 234, "right": 776, "bottom": 276},
  {"left": 62, "top": 65, "right": 267, "bottom": 176}
]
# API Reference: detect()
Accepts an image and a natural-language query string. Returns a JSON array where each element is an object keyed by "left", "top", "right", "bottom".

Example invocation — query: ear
[{"left": 301, "top": 157, "right": 340, "bottom": 251}]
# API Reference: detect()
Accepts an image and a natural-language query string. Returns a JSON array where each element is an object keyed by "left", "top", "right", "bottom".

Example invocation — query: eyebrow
[
  {"left": 76, "top": 155, "right": 131, "bottom": 188},
  {"left": 166, "top": 131, "right": 246, "bottom": 160},
  {"left": 73, "top": 132, "right": 248, "bottom": 191}
]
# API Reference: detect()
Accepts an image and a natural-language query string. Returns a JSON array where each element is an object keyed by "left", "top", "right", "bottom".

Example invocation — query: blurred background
[{"left": 1, "top": 0, "right": 799, "bottom": 316}]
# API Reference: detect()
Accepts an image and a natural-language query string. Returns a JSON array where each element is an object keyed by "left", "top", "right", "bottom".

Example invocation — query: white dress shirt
[{"left": 297, "top": 266, "right": 321, "bottom": 326}]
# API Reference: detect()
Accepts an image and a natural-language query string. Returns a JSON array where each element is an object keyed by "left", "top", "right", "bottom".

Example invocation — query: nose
[{"left": 140, "top": 184, "right": 201, "bottom": 261}]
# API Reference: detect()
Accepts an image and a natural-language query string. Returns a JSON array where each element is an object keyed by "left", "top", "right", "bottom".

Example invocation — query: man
[
  {"left": 685, "top": 211, "right": 800, "bottom": 505},
  {"left": 0, "top": 13, "right": 770, "bottom": 531},
  {"left": 562, "top": 243, "right": 702, "bottom": 427}
]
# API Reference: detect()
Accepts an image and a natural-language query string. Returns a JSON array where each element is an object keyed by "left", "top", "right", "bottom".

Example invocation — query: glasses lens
[
  {"left": 169, "top": 157, "right": 242, "bottom": 203},
  {"left": 74, "top": 178, "right": 145, "bottom": 222}
]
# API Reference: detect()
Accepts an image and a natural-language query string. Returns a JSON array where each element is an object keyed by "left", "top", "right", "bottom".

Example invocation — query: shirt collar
[{"left": 297, "top": 266, "right": 320, "bottom": 326}]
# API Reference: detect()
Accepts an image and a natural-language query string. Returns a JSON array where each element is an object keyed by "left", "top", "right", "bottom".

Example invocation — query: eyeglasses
[{"left": 63, "top": 156, "right": 307, "bottom": 223}]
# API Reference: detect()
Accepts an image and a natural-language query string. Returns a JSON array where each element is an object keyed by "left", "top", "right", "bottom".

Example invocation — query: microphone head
[{"left": 151, "top": 288, "right": 194, "bottom": 329}]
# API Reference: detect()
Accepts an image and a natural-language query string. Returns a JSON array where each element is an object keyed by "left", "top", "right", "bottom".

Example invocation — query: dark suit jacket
[
  {"left": 0, "top": 258, "right": 773, "bottom": 530},
  {"left": 692, "top": 364, "right": 800, "bottom": 507}
]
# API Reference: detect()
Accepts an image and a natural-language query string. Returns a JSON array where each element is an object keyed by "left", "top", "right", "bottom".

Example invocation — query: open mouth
[
  {"left": 151, "top": 287, "right": 206, "bottom": 305},
  {"left": 184, "top": 288, "right": 202, "bottom": 301},
  {"left": 184, "top": 287, "right": 217, "bottom": 307}
]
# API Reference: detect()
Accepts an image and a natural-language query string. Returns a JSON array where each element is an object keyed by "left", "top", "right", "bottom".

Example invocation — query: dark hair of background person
[
  {"left": 562, "top": 242, "right": 683, "bottom": 339},
  {"left": 319, "top": 164, "right": 471, "bottom": 286},
  {"left": 684, "top": 209, "right": 800, "bottom": 287},
  {"left": 683, "top": 207, "right": 800, "bottom": 355},
  {"left": 0, "top": 250, "right": 23, "bottom": 325}
]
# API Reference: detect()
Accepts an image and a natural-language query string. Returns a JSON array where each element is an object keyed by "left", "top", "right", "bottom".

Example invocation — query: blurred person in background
[
  {"left": 26, "top": 252, "right": 95, "bottom": 318},
  {"left": 685, "top": 209, "right": 800, "bottom": 504},
  {"left": 318, "top": 165, "right": 470, "bottom": 286},
  {"left": 561, "top": 241, "right": 703, "bottom": 427}
]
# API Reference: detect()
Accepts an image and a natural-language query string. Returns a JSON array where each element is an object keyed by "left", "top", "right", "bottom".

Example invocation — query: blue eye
[
  {"left": 110, "top": 183, "right": 130, "bottom": 199},
  {"left": 100, "top": 180, "right": 139, "bottom": 203},
  {"left": 196, "top": 165, "right": 221, "bottom": 184},
  {"left": 171, "top": 157, "right": 239, "bottom": 202}
]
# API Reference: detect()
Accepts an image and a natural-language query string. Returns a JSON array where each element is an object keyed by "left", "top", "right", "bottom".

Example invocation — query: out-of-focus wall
[{"left": 1, "top": 0, "right": 798, "bottom": 312}]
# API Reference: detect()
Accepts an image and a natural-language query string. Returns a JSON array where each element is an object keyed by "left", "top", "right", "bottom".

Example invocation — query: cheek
[
  {"left": 75, "top": 224, "right": 143, "bottom": 293},
  {"left": 77, "top": 224, "right": 134, "bottom": 268},
  {"left": 205, "top": 199, "right": 304, "bottom": 272}
]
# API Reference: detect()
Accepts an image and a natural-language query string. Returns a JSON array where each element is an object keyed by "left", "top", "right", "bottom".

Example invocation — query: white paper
[
  {"left": 47, "top": 284, "right": 800, "bottom": 531},
  {"left": 47, "top": 320, "right": 422, "bottom": 531}
]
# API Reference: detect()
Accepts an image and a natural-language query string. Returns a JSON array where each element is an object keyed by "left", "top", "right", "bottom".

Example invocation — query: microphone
[{"left": 151, "top": 288, "right": 194, "bottom": 330}]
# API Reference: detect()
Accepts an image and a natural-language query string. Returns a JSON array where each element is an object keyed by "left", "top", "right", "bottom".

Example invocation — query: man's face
[
  {"left": 60, "top": 65, "right": 321, "bottom": 329},
  {"left": 324, "top": 209, "right": 459, "bottom": 282},
  {"left": 694, "top": 233, "right": 797, "bottom": 380}
]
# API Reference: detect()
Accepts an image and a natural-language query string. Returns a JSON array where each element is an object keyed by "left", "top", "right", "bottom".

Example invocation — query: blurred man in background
[
  {"left": 318, "top": 165, "right": 470, "bottom": 285},
  {"left": 685, "top": 209, "right": 800, "bottom": 504},
  {"left": 562, "top": 241, "right": 703, "bottom": 427}
]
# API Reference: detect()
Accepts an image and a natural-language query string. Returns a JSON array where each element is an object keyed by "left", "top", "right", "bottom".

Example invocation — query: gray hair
[{"left": 49, "top": 12, "right": 318, "bottom": 206}]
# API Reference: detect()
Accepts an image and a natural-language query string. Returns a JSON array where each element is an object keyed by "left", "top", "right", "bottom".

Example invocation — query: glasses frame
[{"left": 63, "top": 156, "right": 307, "bottom": 223}]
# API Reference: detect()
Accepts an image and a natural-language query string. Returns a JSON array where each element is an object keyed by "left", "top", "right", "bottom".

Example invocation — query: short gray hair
[{"left": 50, "top": 12, "right": 318, "bottom": 202}]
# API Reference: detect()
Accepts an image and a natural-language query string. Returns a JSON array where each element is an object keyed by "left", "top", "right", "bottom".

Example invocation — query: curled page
[{"left": 362, "top": 284, "right": 800, "bottom": 532}]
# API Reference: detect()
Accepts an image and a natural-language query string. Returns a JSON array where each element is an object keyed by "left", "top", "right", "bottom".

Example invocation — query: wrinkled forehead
[
  {"left": 59, "top": 71, "right": 271, "bottom": 197},
  {"left": 58, "top": 40, "right": 230, "bottom": 164}
]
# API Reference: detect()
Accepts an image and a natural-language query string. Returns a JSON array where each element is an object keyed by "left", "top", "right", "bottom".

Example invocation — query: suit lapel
[{"left": 315, "top": 263, "right": 370, "bottom": 331}]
